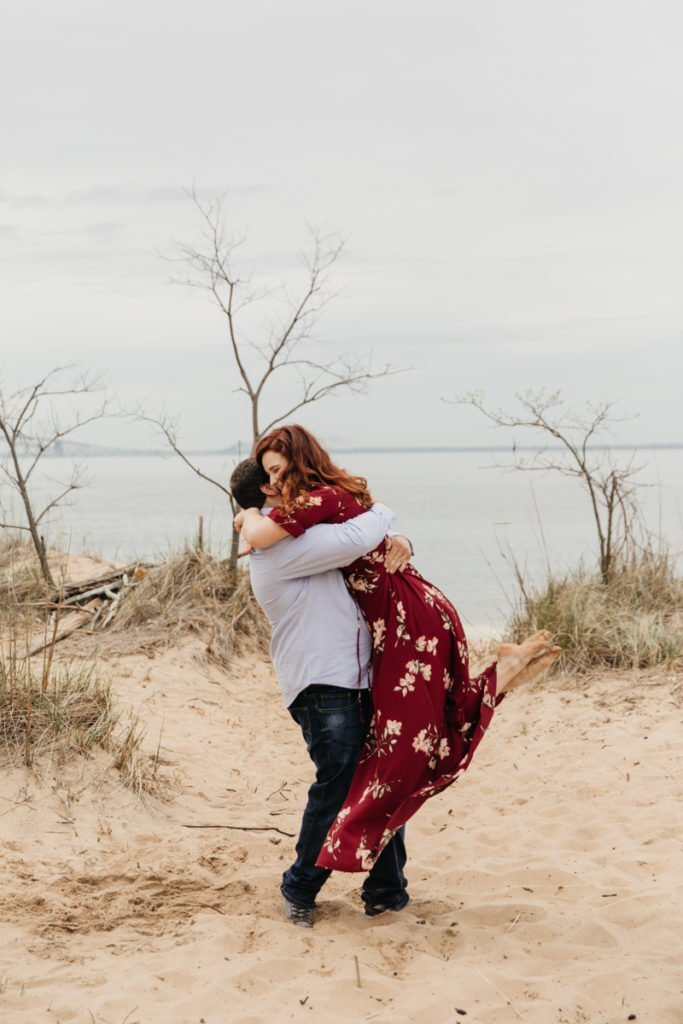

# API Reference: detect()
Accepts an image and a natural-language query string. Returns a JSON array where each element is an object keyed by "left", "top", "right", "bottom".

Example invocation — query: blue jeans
[{"left": 282, "top": 685, "right": 409, "bottom": 910}]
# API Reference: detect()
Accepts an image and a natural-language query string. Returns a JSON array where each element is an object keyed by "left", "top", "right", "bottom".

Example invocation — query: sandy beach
[
  {"left": 5, "top": 0, "right": 683, "bottom": 1017},
  {"left": 1, "top": 602, "right": 681, "bottom": 1024}
]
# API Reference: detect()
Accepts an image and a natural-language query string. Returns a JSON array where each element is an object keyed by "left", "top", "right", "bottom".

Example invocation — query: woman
[{"left": 237, "top": 425, "right": 559, "bottom": 872}]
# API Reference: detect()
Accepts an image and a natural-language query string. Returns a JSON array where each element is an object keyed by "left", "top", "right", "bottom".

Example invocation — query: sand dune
[{"left": 1, "top": 636, "right": 681, "bottom": 1023}]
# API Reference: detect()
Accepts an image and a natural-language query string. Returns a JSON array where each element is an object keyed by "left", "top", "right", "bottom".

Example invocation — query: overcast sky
[{"left": 2, "top": 0, "right": 682, "bottom": 450}]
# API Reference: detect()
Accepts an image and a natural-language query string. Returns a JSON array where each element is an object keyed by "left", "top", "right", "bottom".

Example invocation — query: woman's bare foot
[
  {"left": 495, "top": 631, "right": 552, "bottom": 693},
  {"left": 499, "top": 645, "right": 562, "bottom": 694}
]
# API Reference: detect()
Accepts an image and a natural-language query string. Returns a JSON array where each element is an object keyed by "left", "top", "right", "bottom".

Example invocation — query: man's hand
[{"left": 385, "top": 535, "right": 412, "bottom": 574}]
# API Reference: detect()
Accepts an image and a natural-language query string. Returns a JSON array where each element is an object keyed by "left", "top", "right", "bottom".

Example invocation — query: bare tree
[
  {"left": 0, "top": 367, "right": 109, "bottom": 588},
  {"left": 144, "top": 191, "right": 400, "bottom": 568},
  {"left": 454, "top": 390, "right": 641, "bottom": 583}
]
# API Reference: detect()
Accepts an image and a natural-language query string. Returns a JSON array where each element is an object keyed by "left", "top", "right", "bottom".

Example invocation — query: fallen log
[
  {"left": 28, "top": 563, "right": 155, "bottom": 648},
  {"left": 28, "top": 608, "right": 95, "bottom": 656},
  {"left": 53, "top": 563, "right": 152, "bottom": 605}
]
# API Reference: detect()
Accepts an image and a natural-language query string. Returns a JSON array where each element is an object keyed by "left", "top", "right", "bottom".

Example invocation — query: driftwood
[
  {"left": 29, "top": 562, "right": 155, "bottom": 653},
  {"left": 28, "top": 609, "right": 94, "bottom": 656},
  {"left": 181, "top": 823, "right": 297, "bottom": 838},
  {"left": 53, "top": 564, "right": 153, "bottom": 606}
]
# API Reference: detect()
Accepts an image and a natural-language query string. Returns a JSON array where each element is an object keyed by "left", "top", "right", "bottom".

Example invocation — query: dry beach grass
[
  {"left": 507, "top": 548, "right": 683, "bottom": 673},
  {"left": 108, "top": 547, "right": 270, "bottom": 668}
]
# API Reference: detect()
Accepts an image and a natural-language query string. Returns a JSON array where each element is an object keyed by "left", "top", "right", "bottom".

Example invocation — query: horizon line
[{"left": 43, "top": 441, "right": 683, "bottom": 457}]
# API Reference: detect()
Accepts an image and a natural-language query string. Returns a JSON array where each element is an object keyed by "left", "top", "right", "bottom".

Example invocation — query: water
[{"left": 3, "top": 449, "right": 682, "bottom": 636}]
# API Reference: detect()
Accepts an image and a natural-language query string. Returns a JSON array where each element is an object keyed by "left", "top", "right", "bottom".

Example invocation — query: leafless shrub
[
  {"left": 143, "top": 191, "right": 402, "bottom": 569},
  {"left": 0, "top": 367, "right": 110, "bottom": 587},
  {"left": 454, "top": 390, "right": 642, "bottom": 583}
]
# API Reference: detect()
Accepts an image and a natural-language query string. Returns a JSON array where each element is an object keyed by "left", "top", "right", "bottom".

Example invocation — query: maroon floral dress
[{"left": 270, "top": 486, "right": 503, "bottom": 873}]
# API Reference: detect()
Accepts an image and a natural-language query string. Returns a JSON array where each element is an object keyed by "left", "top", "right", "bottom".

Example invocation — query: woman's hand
[
  {"left": 233, "top": 510, "right": 245, "bottom": 533},
  {"left": 239, "top": 507, "right": 290, "bottom": 549},
  {"left": 385, "top": 535, "right": 412, "bottom": 574}
]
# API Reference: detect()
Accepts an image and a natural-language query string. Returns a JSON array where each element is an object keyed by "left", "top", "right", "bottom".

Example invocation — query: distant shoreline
[{"left": 40, "top": 441, "right": 683, "bottom": 458}]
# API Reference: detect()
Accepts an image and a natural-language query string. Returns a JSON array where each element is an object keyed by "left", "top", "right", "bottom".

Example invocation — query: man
[{"left": 229, "top": 458, "right": 411, "bottom": 928}]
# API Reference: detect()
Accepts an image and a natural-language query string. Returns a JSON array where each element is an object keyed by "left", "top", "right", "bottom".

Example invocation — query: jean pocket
[
  {"left": 289, "top": 706, "right": 312, "bottom": 747},
  {"left": 318, "top": 690, "right": 360, "bottom": 714}
]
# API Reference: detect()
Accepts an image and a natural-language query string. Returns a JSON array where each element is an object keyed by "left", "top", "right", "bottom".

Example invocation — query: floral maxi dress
[{"left": 270, "top": 486, "right": 503, "bottom": 873}]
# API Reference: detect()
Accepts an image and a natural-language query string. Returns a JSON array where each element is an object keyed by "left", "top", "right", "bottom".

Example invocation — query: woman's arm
[{"left": 236, "top": 508, "right": 290, "bottom": 549}]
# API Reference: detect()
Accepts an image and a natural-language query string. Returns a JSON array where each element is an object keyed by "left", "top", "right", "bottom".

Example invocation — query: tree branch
[
  {"left": 136, "top": 411, "right": 231, "bottom": 497},
  {"left": 452, "top": 389, "right": 642, "bottom": 582},
  {"left": 0, "top": 366, "right": 112, "bottom": 588}
]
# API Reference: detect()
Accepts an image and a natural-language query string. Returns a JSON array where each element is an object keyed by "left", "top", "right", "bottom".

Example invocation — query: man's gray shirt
[{"left": 248, "top": 503, "right": 396, "bottom": 708}]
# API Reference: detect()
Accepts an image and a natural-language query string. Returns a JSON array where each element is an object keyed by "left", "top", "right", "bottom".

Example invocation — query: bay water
[{"left": 3, "top": 449, "right": 681, "bottom": 637}]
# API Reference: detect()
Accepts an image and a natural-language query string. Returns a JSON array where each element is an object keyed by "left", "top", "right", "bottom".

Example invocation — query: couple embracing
[{"left": 230, "top": 425, "right": 560, "bottom": 928}]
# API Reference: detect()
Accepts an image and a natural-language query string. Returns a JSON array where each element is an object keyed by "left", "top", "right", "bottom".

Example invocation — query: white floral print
[
  {"left": 395, "top": 600, "right": 412, "bottom": 643},
  {"left": 394, "top": 670, "right": 416, "bottom": 696},
  {"left": 348, "top": 571, "right": 379, "bottom": 593},
  {"left": 375, "top": 717, "right": 403, "bottom": 756},
  {"left": 361, "top": 777, "right": 393, "bottom": 802},
  {"left": 406, "top": 658, "right": 432, "bottom": 681},
  {"left": 322, "top": 806, "right": 350, "bottom": 860},
  {"left": 412, "top": 724, "right": 438, "bottom": 756},
  {"left": 356, "top": 832, "right": 375, "bottom": 870}
]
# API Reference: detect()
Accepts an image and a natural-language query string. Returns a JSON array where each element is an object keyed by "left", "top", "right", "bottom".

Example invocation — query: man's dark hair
[{"left": 230, "top": 458, "right": 268, "bottom": 510}]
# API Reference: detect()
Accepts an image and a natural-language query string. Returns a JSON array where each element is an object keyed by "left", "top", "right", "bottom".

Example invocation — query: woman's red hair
[{"left": 255, "top": 425, "right": 372, "bottom": 510}]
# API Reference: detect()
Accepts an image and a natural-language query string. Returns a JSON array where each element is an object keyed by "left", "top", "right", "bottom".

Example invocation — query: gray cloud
[
  {"left": 63, "top": 184, "right": 275, "bottom": 206},
  {"left": 0, "top": 191, "right": 52, "bottom": 209},
  {"left": 0, "top": 184, "right": 274, "bottom": 210}
]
